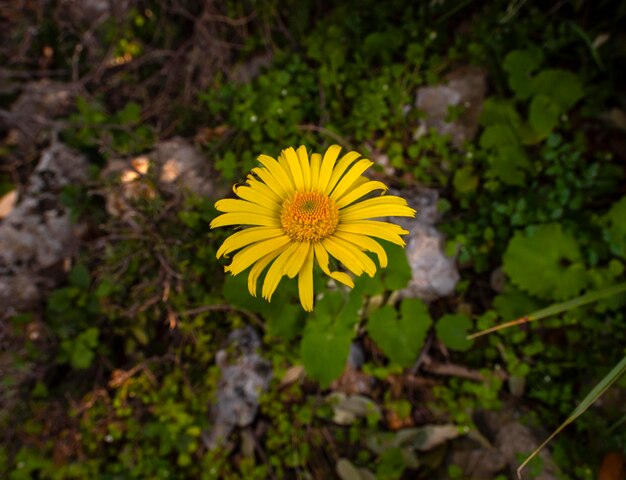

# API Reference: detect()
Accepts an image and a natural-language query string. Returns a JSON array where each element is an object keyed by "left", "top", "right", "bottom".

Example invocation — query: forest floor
[{"left": 1, "top": 1, "right": 626, "bottom": 479}]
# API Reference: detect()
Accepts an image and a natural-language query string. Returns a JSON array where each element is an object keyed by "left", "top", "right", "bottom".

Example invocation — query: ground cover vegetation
[{"left": 1, "top": 0, "right": 625, "bottom": 478}]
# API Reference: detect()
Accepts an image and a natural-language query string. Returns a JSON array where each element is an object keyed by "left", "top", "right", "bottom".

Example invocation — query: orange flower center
[{"left": 280, "top": 191, "right": 339, "bottom": 243}]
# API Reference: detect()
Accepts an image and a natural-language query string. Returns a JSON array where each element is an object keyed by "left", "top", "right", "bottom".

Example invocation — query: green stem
[{"left": 468, "top": 281, "right": 626, "bottom": 339}]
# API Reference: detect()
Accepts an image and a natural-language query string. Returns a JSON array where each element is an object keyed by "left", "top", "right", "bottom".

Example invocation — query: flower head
[{"left": 211, "top": 145, "right": 415, "bottom": 311}]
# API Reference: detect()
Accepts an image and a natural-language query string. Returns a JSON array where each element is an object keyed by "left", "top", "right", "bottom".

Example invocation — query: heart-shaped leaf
[
  {"left": 435, "top": 314, "right": 473, "bottom": 352},
  {"left": 301, "top": 320, "right": 353, "bottom": 388},
  {"left": 301, "top": 290, "right": 360, "bottom": 387},
  {"left": 367, "top": 298, "right": 431, "bottom": 367}
]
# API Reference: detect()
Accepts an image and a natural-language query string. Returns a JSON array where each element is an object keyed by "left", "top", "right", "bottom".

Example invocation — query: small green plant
[
  {"left": 63, "top": 97, "right": 154, "bottom": 157},
  {"left": 479, "top": 47, "right": 584, "bottom": 186}
]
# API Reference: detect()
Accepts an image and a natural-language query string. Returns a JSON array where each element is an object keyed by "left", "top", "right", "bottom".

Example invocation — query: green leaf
[
  {"left": 216, "top": 151, "right": 238, "bottom": 180},
  {"left": 531, "top": 69, "right": 583, "bottom": 111},
  {"left": 222, "top": 274, "right": 304, "bottom": 339},
  {"left": 503, "top": 224, "right": 588, "bottom": 301},
  {"left": 376, "top": 448, "right": 407, "bottom": 480},
  {"left": 479, "top": 99, "right": 523, "bottom": 128},
  {"left": 300, "top": 289, "right": 361, "bottom": 387},
  {"left": 301, "top": 319, "right": 353, "bottom": 388},
  {"left": 600, "top": 196, "right": 626, "bottom": 259},
  {"left": 116, "top": 102, "right": 142, "bottom": 124},
  {"left": 503, "top": 48, "right": 543, "bottom": 100},
  {"left": 0, "top": 175, "right": 13, "bottom": 197},
  {"left": 503, "top": 49, "right": 543, "bottom": 77},
  {"left": 68, "top": 263, "right": 90, "bottom": 289},
  {"left": 61, "top": 327, "right": 99, "bottom": 369},
  {"left": 435, "top": 314, "right": 473, "bottom": 351},
  {"left": 381, "top": 243, "right": 413, "bottom": 291},
  {"left": 453, "top": 166, "right": 479, "bottom": 194},
  {"left": 81, "top": 327, "right": 99, "bottom": 348},
  {"left": 487, "top": 145, "right": 531, "bottom": 186},
  {"left": 528, "top": 94, "right": 560, "bottom": 139},
  {"left": 367, "top": 298, "right": 432, "bottom": 367},
  {"left": 493, "top": 286, "right": 542, "bottom": 321},
  {"left": 480, "top": 124, "right": 519, "bottom": 149},
  {"left": 265, "top": 304, "right": 303, "bottom": 339}
]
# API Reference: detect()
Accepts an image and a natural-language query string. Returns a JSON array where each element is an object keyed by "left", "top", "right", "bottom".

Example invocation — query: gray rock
[
  {"left": 416, "top": 66, "right": 487, "bottom": 148},
  {"left": 0, "top": 143, "right": 88, "bottom": 316},
  {"left": 483, "top": 409, "right": 560, "bottom": 479},
  {"left": 154, "top": 137, "right": 222, "bottom": 197},
  {"left": 229, "top": 52, "right": 274, "bottom": 84},
  {"left": 58, "top": 0, "right": 133, "bottom": 27},
  {"left": 4, "top": 80, "right": 80, "bottom": 147},
  {"left": 104, "top": 137, "right": 227, "bottom": 219},
  {"left": 402, "top": 222, "right": 460, "bottom": 301},
  {"left": 204, "top": 326, "right": 272, "bottom": 449},
  {"left": 392, "top": 187, "right": 460, "bottom": 302},
  {"left": 451, "top": 409, "right": 561, "bottom": 479}
]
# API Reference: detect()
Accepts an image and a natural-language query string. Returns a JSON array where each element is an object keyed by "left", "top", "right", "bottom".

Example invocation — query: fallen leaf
[
  {"left": 336, "top": 458, "right": 376, "bottom": 480},
  {"left": 394, "top": 424, "right": 461, "bottom": 451},
  {"left": 279, "top": 365, "right": 305, "bottom": 388},
  {"left": 0, "top": 190, "right": 17, "bottom": 219},
  {"left": 328, "top": 393, "right": 381, "bottom": 425},
  {"left": 599, "top": 452, "right": 626, "bottom": 480}
]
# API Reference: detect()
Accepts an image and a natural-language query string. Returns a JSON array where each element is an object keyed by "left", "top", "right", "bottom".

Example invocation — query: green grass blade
[
  {"left": 469, "top": 281, "right": 626, "bottom": 339},
  {"left": 517, "top": 354, "right": 626, "bottom": 479}
]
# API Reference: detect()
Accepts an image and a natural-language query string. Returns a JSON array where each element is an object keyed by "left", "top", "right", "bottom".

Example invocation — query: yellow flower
[{"left": 211, "top": 145, "right": 415, "bottom": 311}]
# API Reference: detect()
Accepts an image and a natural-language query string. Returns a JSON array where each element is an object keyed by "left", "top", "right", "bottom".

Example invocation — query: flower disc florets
[{"left": 280, "top": 191, "right": 339, "bottom": 243}]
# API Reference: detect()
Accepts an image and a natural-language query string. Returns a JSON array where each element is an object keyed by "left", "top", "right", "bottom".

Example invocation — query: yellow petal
[
  {"left": 351, "top": 176, "right": 370, "bottom": 189},
  {"left": 257, "top": 154, "right": 295, "bottom": 192},
  {"left": 283, "top": 147, "right": 305, "bottom": 191},
  {"left": 330, "top": 159, "right": 373, "bottom": 200},
  {"left": 340, "top": 204, "right": 416, "bottom": 221},
  {"left": 298, "top": 246, "right": 315, "bottom": 311},
  {"left": 277, "top": 152, "right": 294, "bottom": 186},
  {"left": 234, "top": 185, "right": 281, "bottom": 212},
  {"left": 313, "top": 243, "right": 355, "bottom": 288},
  {"left": 341, "top": 195, "right": 410, "bottom": 211},
  {"left": 335, "top": 180, "right": 388, "bottom": 209},
  {"left": 262, "top": 242, "right": 300, "bottom": 301},
  {"left": 285, "top": 241, "right": 311, "bottom": 278},
  {"left": 210, "top": 212, "right": 280, "bottom": 228},
  {"left": 332, "top": 236, "right": 377, "bottom": 276},
  {"left": 316, "top": 145, "right": 342, "bottom": 193},
  {"left": 334, "top": 231, "right": 388, "bottom": 268},
  {"left": 324, "top": 151, "right": 361, "bottom": 195},
  {"left": 297, "top": 145, "right": 311, "bottom": 190},
  {"left": 245, "top": 175, "right": 284, "bottom": 203},
  {"left": 225, "top": 235, "right": 291, "bottom": 275},
  {"left": 310, "top": 153, "right": 322, "bottom": 191},
  {"left": 216, "top": 227, "right": 284, "bottom": 258},
  {"left": 335, "top": 220, "right": 409, "bottom": 246},
  {"left": 339, "top": 196, "right": 415, "bottom": 221},
  {"left": 214, "top": 198, "right": 277, "bottom": 217},
  {"left": 251, "top": 167, "right": 289, "bottom": 198},
  {"left": 322, "top": 236, "right": 376, "bottom": 277},
  {"left": 247, "top": 244, "right": 289, "bottom": 296}
]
